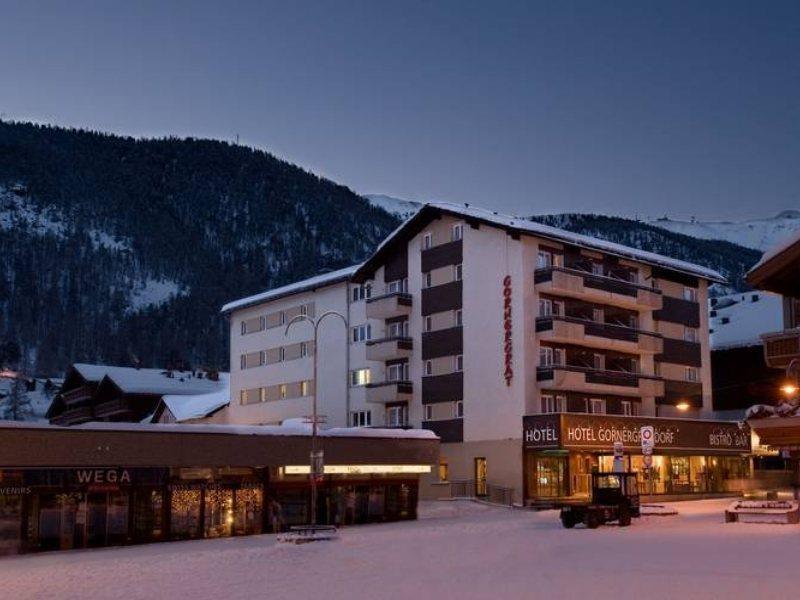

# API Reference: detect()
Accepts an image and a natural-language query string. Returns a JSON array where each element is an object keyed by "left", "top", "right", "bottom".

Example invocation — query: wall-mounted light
[
  {"left": 676, "top": 401, "right": 690, "bottom": 411},
  {"left": 781, "top": 383, "right": 798, "bottom": 397}
]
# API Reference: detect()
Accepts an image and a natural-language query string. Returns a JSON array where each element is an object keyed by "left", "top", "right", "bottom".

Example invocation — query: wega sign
[{"left": 502, "top": 275, "right": 513, "bottom": 386}]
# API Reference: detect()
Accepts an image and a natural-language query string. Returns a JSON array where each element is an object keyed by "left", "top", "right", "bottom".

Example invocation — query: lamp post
[
  {"left": 782, "top": 358, "right": 800, "bottom": 402},
  {"left": 285, "top": 310, "right": 348, "bottom": 526}
]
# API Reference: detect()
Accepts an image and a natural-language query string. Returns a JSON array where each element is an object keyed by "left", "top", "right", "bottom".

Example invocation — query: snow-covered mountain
[
  {"left": 646, "top": 211, "right": 800, "bottom": 252},
  {"left": 365, "top": 194, "right": 423, "bottom": 220}
]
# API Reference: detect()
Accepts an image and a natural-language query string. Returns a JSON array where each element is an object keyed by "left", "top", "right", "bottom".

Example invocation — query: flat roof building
[{"left": 223, "top": 202, "right": 750, "bottom": 504}]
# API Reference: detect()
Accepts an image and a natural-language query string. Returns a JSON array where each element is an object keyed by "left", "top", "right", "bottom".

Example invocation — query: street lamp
[
  {"left": 285, "top": 310, "right": 348, "bottom": 527},
  {"left": 783, "top": 358, "right": 800, "bottom": 402}
]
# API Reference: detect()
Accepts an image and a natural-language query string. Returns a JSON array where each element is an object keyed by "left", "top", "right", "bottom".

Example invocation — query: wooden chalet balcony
[
  {"left": 536, "top": 365, "right": 665, "bottom": 398},
  {"left": 761, "top": 329, "right": 800, "bottom": 368},
  {"left": 365, "top": 380, "right": 413, "bottom": 404},
  {"left": 366, "top": 336, "right": 413, "bottom": 361},
  {"left": 536, "top": 316, "right": 663, "bottom": 354},
  {"left": 61, "top": 386, "right": 93, "bottom": 406},
  {"left": 94, "top": 398, "right": 135, "bottom": 419},
  {"left": 50, "top": 405, "right": 94, "bottom": 425},
  {"left": 534, "top": 267, "right": 662, "bottom": 311},
  {"left": 366, "top": 292, "right": 413, "bottom": 319}
]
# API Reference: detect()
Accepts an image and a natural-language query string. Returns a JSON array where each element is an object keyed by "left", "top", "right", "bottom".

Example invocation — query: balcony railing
[
  {"left": 536, "top": 364, "right": 664, "bottom": 396},
  {"left": 534, "top": 267, "right": 663, "bottom": 310},
  {"left": 536, "top": 316, "right": 663, "bottom": 353},
  {"left": 50, "top": 405, "right": 94, "bottom": 425},
  {"left": 761, "top": 329, "right": 800, "bottom": 368},
  {"left": 94, "top": 398, "right": 135, "bottom": 419},
  {"left": 365, "top": 292, "right": 413, "bottom": 319},
  {"left": 365, "top": 336, "right": 413, "bottom": 361},
  {"left": 365, "top": 380, "right": 413, "bottom": 404}
]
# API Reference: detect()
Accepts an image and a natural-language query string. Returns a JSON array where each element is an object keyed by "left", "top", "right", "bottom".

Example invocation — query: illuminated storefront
[
  {"left": 523, "top": 414, "right": 751, "bottom": 501},
  {"left": 0, "top": 423, "right": 437, "bottom": 556}
]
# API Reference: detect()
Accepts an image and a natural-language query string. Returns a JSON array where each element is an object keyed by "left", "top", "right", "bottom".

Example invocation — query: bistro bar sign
[{"left": 523, "top": 414, "right": 751, "bottom": 455}]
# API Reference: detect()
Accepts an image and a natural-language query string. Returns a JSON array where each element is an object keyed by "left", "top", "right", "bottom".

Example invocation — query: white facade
[{"left": 222, "top": 203, "right": 722, "bottom": 501}]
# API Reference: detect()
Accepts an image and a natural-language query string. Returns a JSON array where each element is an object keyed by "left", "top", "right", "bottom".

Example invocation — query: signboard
[
  {"left": 502, "top": 275, "right": 513, "bottom": 386},
  {"left": 613, "top": 441, "right": 624, "bottom": 458},
  {"left": 523, "top": 414, "right": 751, "bottom": 455},
  {"left": 640, "top": 426, "right": 654, "bottom": 456}
]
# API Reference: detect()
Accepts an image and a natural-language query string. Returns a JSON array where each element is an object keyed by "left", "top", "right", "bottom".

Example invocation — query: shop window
[{"left": 170, "top": 488, "right": 202, "bottom": 540}]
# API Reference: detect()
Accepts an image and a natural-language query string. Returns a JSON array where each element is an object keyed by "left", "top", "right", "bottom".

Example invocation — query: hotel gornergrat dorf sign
[
  {"left": 523, "top": 414, "right": 751, "bottom": 455},
  {"left": 502, "top": 275, "right": 513, "bottom": 385}
]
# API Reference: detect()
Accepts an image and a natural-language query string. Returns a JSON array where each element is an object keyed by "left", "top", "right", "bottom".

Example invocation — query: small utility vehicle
[{"left": 560, "top": 472, "right": 640, "bottom": 528}]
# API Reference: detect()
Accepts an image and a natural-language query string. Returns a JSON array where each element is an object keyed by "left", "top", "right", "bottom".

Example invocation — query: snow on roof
[
  {"left": 377, "top": 202, "right": 725, "bottom": 282},
  {"left": 73, "top": 363, "right": 225, "bottom": 396},
  {"left": 0, "top": 419, "right": 439, "bottom": 440},
  {"left": 161, "top": 374, "right": 230, "bottom": 422},
  {"left": 748, "top": 227, "right": 800, "bottom": 274},
  {"left": 709, "top": 292, "right": 783, "bottom": 350},
  {"left": 220, "top": 264, "right": 359, "bottom": 314}
]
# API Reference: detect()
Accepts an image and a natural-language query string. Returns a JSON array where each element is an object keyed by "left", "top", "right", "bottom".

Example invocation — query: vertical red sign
[{"left": 503, "top": 275, "right": 513, "bottom": 385}]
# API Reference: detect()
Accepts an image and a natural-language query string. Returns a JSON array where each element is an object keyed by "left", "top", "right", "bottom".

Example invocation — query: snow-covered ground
[{"left": 3, "top": 498, "right": 798, "bottom": 600}]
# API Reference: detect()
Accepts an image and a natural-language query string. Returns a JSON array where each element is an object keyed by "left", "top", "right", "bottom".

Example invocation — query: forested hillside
[{"left": 0, "top": 121, "right": 399, "bottom": 375}]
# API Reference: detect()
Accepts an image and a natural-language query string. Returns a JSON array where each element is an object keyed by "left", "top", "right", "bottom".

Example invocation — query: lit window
[
  {"left": 454, "top": 264, "right": 463, "bottom": 281},
  {"left": 279, "top": 384, "right": 287, "bottom": 399},
  {"left": 350, "top": 368, "right": 371, "bottom": 386},
  {"left": 423, "top": 233, "right": 433, "bottom": 250},
  {"left": 621, "top": 400, "right": 633, "bottom": 416},
  {"left": 452, "top": 224, "right": 463, "bottom": 241},
  {"left": 438, "top": 459, "right": 449, "bottom": 482},
  {"left": 300, "top": 380, "right": 310, "bottom": 396}
]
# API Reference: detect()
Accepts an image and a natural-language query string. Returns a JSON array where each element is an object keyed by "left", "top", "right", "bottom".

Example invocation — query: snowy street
[{"left": 2, "top": 498, "right": 796, "bottom": 600}]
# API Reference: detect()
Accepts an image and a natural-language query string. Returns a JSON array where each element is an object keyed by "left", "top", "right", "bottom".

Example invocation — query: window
[
  {"left": 686, "top": 367, "right": 699, "bottom": 382},
  {"left": 350, "top": 410, "right": 371, "bottom": 427},
  {"left": 387, "top": 279, "right": 408, "bottom": 294},
  {"left": 260, "top": 387, "right": 267, "bottom": 402},
  {"left": 240, "top": 354, "right": 246, "bottom": 370},
  {"left": 438, "top": 459, "right": 449, "bottom": 482},
  {"left": 387, "top": 362, "right": 409, "bottom": 382},
  {"left": 300, "top": 380, "right": 311, "bottom": 397},
  {"left": 278, "top": 346, "right": 285, "bottom": 362},
  {"left": 386, "top": 405, "right": 408, "bottom": 427},
  {"left": 350, "top": 368, "right": 371, "bottom": 386},
  {"left": 683, "top": 287, "right": 698, "bottom": 302},
  {"left": 424, "top": 316, "right": 433, "bottom": 332},
  {"left": 452, "top": 224, "right": 463, "bottom": 241},
  {"left": 455, "top": 309, "right": 463, "bottom": 327},
  {"left": 424, "top": 405, "right": 433, "bottom": 421},
  {"left": 455, "top": 400, "right": 464, "bottom": 418},
  {"left": 388, "top": 321, "right": 409, "bottom": 337},
  {"left": 279, "top": 311, "right": 286, "bottom": 325},
  {"left": 352, "top": 324, "right": 372, "bottom": 343},
  {"left": 537, "top": 250, "right": 553, "bottom": 269},
  {"left": 454, "top": 264, "right": 463, "bottom": 281},
  {"left": 593, "top": 353, "right": 605, "bottom": 370},
  {"left": 300, "top": 342, "right": 308, "bottom": 357},
  {"left": 425, "top": 360, "right": 433, "bottom": 376},
  {"left": 424, "top": 272, "right": 432, "bottom": 288},
  {"left": 541, "top": 394, "right": 565, "bottom": 413},
  {"left": 423, "top": 233, "right": 433, "bottom": 250},
  {"left": 241, "top": 315, "right": 266, "bottom": 335},
  {"left": 592, "top": 308, "right": 604, "bottom": 323},
  {"left": 455, "top": 354, "right": 464, "bottom": 372},
  {"left": 539, "top": 347, "right": 553, "bottom": 367},
  {"left": 621, "top": 400, "right": 633, "bottom": 416},
  {"left": 591, "top": 262, "right": 604, "bottom": 276},
  {"left": 278, "top": 384, "right": 287, "bottom": 400},
  {"left": 589, "top": 398, "right": 606, "bottom": 414},
  {"left": 539, "top": 298, "right": 552, "bottom": 317},
  {"left": 352, "top": 284, "right": 372, "bottom": 302},
  {"left": 684, "top": 327, "right": 699, "bottom": 343},
  {"left": 300, "top": 304, "right": 308, "bottom": 316}
]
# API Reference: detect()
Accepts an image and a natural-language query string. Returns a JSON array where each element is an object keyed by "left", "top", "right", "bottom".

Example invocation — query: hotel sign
[
  {"left": 523, "top": 414, "right": 751, "bottom": 455},
  {"left": 502, "top": 275, "right": 513, "bottom": 386}
]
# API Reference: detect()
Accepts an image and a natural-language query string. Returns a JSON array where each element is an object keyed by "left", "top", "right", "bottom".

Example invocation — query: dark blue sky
[{"left": 1, "top": 1, "right": 797, "bottom": 219}]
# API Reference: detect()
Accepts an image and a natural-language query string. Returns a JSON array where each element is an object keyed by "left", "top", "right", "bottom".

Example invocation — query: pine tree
[{"left": 2, "top": 377, "right": 32, "bottom": 421}]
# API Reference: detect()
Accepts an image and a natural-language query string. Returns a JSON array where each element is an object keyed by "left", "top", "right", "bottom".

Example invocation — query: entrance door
[
  {"left": 532, "top": 455, "right": 568, "bottom": 498},
  {"left": 204, "top": 488, "right": 234, "bottom": 538},
  {"left": 474, "top": 457, "right": 487, "bottom": 496}
]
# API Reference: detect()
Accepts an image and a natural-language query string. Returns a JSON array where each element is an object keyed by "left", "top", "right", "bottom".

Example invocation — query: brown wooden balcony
[
  {"left": 534, "top": 267, "right": 662, "bottom": 311},
  {"left": 50, "top": 405, "right": 94, "bottom": 425},
  {"left": 94, "top": 398, "right": 135, "bottom": 419},
  {"left": 761, "top": 329, "right": 800, "bottom": 368},
  {"left": 365, "top": 380, "right": 413, "bottom": 404},
  {"left": 366, "top": 336, "right": 413, "bottom": 361},
  {"left": 536, "top": 365, "right": 664, "bottom": 397},
  {"left": 366, "top": 292, "right": 413, "bottom": 319},
  {"left": 536, "top": 316, "right": 663, "bottom": 354}
]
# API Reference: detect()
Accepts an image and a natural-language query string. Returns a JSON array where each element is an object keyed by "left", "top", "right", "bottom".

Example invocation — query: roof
[
  {"left": 709, "top": 291, "right": 783, "bottom": 350},
  {"left": 0, "top": 419, "right": 439, "bottom": 439},
  {"left": 160, "top": 374, "right": 230, "bottom": 422},
  {"left": 747, "top": 228, "right": 800, "bottom": 296},
  {"left": 220, "top": 264, "right": 358, "bottom": 314},
  {"left": 72, "top": 363, "right": 225, "bottom": 396},
  {"left": 356, "top": 202, "right": 726, "bottom": 283}
]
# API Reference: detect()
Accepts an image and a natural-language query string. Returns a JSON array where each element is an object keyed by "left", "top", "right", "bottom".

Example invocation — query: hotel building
[{"left": 222, "top": 203, "right": 752, "bottom": 504}]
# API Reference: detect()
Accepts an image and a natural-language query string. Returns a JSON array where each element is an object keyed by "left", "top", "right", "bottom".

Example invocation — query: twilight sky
[{"left": 1, "top": 1, "right": 798, "bottom": 220}]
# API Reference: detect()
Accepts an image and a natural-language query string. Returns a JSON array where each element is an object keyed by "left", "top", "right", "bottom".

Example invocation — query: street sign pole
[{"left": 640, "top": 426, "right": 655, "bottom": 495}]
